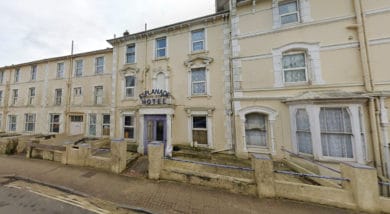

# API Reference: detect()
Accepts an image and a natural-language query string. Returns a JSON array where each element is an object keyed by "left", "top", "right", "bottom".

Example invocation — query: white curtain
[
  {"left": 282, "top": 53, "right": 306, "bottom": 82},
  {"left": 320, "top": 108, "right": 353, "bottom": 158},
  {"left": 296, "top": 109, "right": 312, "bottom": 154},
  {"left": 245, "top": 113, "right": 267, "bottom": 147}
]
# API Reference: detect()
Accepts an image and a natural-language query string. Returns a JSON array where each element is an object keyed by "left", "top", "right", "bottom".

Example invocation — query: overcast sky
[{"left": 0, "top": 0, "right": 215, "bottom": 66}]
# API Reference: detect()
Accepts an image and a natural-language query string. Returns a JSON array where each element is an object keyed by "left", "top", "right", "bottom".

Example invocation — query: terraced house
[{"left": 0, "top": 0, "right": 390, "bottom": 182}]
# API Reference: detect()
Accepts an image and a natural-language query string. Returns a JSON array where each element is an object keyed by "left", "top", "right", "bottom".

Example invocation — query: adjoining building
[{"left": 0, "top": 0, "right": 390, "bottom": 181}]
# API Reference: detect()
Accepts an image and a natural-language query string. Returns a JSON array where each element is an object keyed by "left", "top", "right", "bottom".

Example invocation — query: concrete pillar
[
  {"left": 148, "top": 142, "right": 164, "bottom": 180},
  {"left": 252, "top": 154, "right": 275, "bottom": 198},
  {"left": 166, "top": 114, "right": 172, "bottom": 157},
  {"left": 110, "top": 139, "right": 127, "bottom": 174},
  {"left": 340, "top": 163, "right": 379, "bottom": 213}
]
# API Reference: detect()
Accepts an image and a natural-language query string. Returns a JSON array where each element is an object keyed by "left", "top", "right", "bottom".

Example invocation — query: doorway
[
  {"left": 69, "top": 115, "right": 84, "bottom": 135},
  {"left": 143, "top": 115, "right": 166, "bottom": 154}
]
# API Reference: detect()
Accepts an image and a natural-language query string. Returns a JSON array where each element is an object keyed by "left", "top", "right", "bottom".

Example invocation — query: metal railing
[
  {"left": 282, "top": 148, "right": 341, "bottom": 174},
  {"left": 164, "top": 157, "right": 254, "bottom": 171},
  {"left": 274, "top": 170, "right": 349, "bottom": 182}
]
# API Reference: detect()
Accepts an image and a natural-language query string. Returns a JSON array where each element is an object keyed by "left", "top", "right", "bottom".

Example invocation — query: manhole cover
[{"left": 81, "top": 171, "right": 96, "bottom": 178}]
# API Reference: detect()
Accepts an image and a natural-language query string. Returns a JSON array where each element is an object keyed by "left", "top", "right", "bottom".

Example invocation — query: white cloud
[{"left": 0, "top": 0, "right": 215, "bottom": 66}]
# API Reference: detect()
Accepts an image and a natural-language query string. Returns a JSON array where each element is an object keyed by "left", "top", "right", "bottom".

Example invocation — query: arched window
[
  {"left": 156, "top": 72, "right": 166, "bottom": 90},
  {"left": 296, "top": 109, "right": 312, "bottom": 154},
  {"left": 245, "top": 113, "right": 267, "bottom": 147}
]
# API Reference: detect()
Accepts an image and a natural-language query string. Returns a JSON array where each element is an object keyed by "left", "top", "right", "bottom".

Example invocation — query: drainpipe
[
  {"left": 229, "top": 0, "right": 236, "bottom": 154},
  {"left": 64, "top": 41, "right": 74, "bottom": 134},
  {"left": 353, "top": 0, "right": 383, "bottom": 176}
]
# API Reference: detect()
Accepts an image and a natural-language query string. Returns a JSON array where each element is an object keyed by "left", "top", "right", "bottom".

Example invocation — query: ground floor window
[
  {"left": 192, "top": 116, "right": 207, "bottom": 145},
  {"left": 290, "top": 104, "right": 364, "bottom": 162},
  {"left": 245, "top": 113, "right": 267, "bottom": 147},
  {"left": 24, "top": 113, "right": 36, "bottom": 132},
  {"left": 89, "top": 114, "right": 97, "bottom": 136},
  {"left": 102, "top": 114, "right": 110, "bottom": 136},
  {"left": 123, "top": 115, "right": 134, "bottom": 139},
  {"left": 50, "top": 114, "right": 60, "bottom": 133},
  {"left": 8, "top": 115, "right": 16, "bottom": 131}
]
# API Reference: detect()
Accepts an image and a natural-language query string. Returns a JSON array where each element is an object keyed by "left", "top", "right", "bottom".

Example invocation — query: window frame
[
  {"left": 24, "top": 113, "right": 36, "bottom": 132},
  {"left": 124, "top": 75, "right": 135, "bottom": 98},
  {"left": 31, "top": 65, "right": 37, "bottom": 81},
  {"left": 73, "top": 87, "right": 82, "bottom": 97},
  {"left": 8, "top": 115, "right": 17, "bottom": 132},
  {"left": 28, "top": 87, "right": 35, "bottom": 105},
  {"left": 12, "top": 89, "right": 18, "bottom": 105},
  {"left": 191, "top": 115, "right": 208, "bottom": 145},
  {"left": 123, "top": 115, "right": 135, "bottom": 140},
  {"left": 282, "top": 51, "right": 308, "bottom": 84},
  {"left": 278, "top": 0, "right": 300, "bottom": 25},
  {"left": 88, "top": 113, "right": 97, "bottom": 136},
  {"left": 126, "top": 43, "right": 136, "bottom": 64},
  {"left": 94, "top": 86, "right": 103, "bottom": 105},
  {"left": 95, "top": 56, "right": 105, "bottom": 74},
  {"left": 56, "top": 62, "right": 64, "bottom": 79},
  {"left": 155, "top": 37, "right": 167, "bottom": 59},
  {"left": 289, "top": 104, "right": 365, "bottom": 163},
  {"left": 54, "top": 88, "right": 62, "bottom": 105},
  {"left": 74, "top": 59, "right": 83, "bottom": 77},
  {"left": 102, "top": 114, "right": 110, "bottom": 136},
  {"left": 49, "top": 114, "right": 60, "bottom": 133},
  {"left": 14, "top": 68, "right": 20, "bottom": 83},
  {"left": 191, "top": 68, "right": 207, "bottom": 96},
  {"left": 244, "top": 113, "right": 268, "bottom": 148},
  {"left": 191, "top": 29, "right": 205, "bottom": 52}
]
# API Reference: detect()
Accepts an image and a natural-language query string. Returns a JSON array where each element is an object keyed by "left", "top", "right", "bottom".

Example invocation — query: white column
[
  {"left": 138, "top": 114, "right": 144, "bottom": 154},
  {"left": 166, "top": 114, "right": 172, "bottom": 157}
]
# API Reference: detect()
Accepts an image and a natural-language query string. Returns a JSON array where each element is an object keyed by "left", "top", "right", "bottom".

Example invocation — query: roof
[
  {"left": 0, "top": 48, "right": 113, "bottom": 70},
  {"left": 107, "top": 11, "right": 229, "bottom": 45}
]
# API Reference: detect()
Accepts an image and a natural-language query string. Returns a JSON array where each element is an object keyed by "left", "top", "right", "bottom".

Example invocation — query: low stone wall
[{"left": 62, "top": 140, "right": 127, "bottom": 174}]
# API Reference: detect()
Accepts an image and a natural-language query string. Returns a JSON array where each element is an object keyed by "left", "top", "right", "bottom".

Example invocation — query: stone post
[
  {"left": 110, "top": 139, "right": 127, "bottom": 174},
  {"left": 340, "top": 163, "right": 380, "bottom": 213},
  {"left": 252, "top": 154, "right": 275, "bottom": 198},
  {"left": 148, "top": 142, "right": 164, "bottom": 180}
]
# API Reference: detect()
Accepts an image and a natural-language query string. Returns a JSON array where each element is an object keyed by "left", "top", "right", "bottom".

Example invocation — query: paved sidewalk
[{"left": 0, "top": 155, "right": 353, "bottom": 214}]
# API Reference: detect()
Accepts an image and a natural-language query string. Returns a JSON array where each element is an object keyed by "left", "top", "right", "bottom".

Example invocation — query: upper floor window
[
  {"left": 57, "top": 63, "right": 64, "bottom": 78},
  {"left": 28, "top": 87, "right": 35, "bottom": 105},
  {"left": 31, "top": 65, "right": 37, "bottom": 80},
  {"left": 14, "top": 68, "right": 20, "bottom": 83},
  {"left": 191, "top": 29, "right": 205, "bottom": 52},
  {"left": 282, "top": 52, "right": 307, "bottom": 83},
  {"left": 155, "top": 37, "right": 167, "bottom": 58},
  {"left": 12, "top": 89, "right": 18, "bottom": 105},
  {"left": 55, "top": 88, "right": 62, "bottom": 105},
  {"left": 94, "top": 86, "right": 103, "bottom": 105},
  {"left": 0, "top": 71, "right": 4, "bottom": 84},
  {"left": 75, "top": 60, "right": 83, "bottom": 77},
  {"left": 126, "top": 44, "right": 136, "bottom": 64},
  {"left": 0, "top": 90, "right": 3, "bottom": 104},
  {"left": 272, "top": 0, "right": 312, "bottom": 29},
  {"left": 272, "top": 43, "right": 322, "bottom": 87},
  {"left": 191, "top": 68, "right": 206, "bottom": 95},
  {"left": 125, "top": 76, "right": 135, "bottom": 97},
  {"left": 279, "top": 0, "right": 299, "bottom": 25},
  {"left": 95, "top": 57, "right": 104, "bottom": 74},
  {"left": 74, "top": 87, "right": 82, "bottom": 96}
]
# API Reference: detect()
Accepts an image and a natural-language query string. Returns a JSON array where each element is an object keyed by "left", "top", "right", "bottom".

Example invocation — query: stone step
[{"left": 161, "top": 159, "right": 257, "bottom": 196}]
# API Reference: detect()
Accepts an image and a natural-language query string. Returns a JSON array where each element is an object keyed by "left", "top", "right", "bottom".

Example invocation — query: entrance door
[
  {"left": 70, "top": 115, "right": 84, "bottom": 135},
  {"left": 144, "top": 115, "right": 166, "bottom": 154}
]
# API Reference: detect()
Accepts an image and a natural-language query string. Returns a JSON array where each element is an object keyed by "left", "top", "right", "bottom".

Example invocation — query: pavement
[{"left": 0, "top": 155, "right": 354, "bottom": 214}]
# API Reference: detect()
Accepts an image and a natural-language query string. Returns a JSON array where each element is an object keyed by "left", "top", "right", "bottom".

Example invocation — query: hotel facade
[{"left": 1, "top": 0, "right": 390, "bottom": 178}]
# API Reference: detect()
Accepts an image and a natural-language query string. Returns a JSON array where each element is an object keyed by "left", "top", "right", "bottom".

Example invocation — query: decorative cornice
[{"left": 184, "top": 56, "right": 214, "bottom": 68}]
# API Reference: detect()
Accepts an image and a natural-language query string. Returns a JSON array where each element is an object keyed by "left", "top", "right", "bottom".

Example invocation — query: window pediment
[
  {"left": 120, "top": 65, "right": 140, "bottom": 76},
  {"left": 184, "top": 56, "right": 214, "bottom": 68}
]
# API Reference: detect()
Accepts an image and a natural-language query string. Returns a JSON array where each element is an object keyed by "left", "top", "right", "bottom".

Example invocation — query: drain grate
[{"left": 81, "top": 171, "right": 96, "bottom": 178}]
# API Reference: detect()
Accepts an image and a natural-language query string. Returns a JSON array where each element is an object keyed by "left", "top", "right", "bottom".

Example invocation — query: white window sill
[
  {"left": 125, "top": 62, "right": 136, "bottom": 65},
  {"left": 188, "top": 94, "right": 211, "bottom": 99},
  {"left": 153, "top": 57, "right": 169, "bottom": 62},
  {"left": 189, "top": 50, "right": 209, "bottom": 56},
  {"left": 247, "top": 146, "right": 271, "bottom": 154},
  {"left": 122, "top": 97, "right": 137, "bottom": 101}
]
